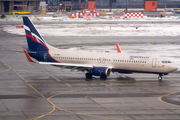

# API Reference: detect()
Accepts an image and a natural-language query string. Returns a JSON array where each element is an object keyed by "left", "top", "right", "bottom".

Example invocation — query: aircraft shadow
[{"left": 116, "top": 76, "right": 136, "bottom": 81}]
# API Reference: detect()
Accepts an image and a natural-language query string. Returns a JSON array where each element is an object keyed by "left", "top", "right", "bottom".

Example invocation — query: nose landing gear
[
  {"left": 158, "top": 74, "right": 162, "bottom": 80},
  {"left": 158, "top": 73, "right": 168, "bottom": 80}
]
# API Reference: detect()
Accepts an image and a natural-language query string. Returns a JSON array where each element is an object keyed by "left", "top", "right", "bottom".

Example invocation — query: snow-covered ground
[
  {"left": 3, "top": 23, "right": 180, "bottom": 36},
  {"left": 0, "top": 14, "right": 179, "bottom": 22}
]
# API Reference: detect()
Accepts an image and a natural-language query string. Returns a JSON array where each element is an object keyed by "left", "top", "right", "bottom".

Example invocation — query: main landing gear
[
  {"left": 158, "top": 74, "right": 162, "bottom": 80},
  {"left": 85, "top": 73, "right": 92, "bottom": 79},
  {"left": 85, "top": 73, "right": 107, "bottom": 79},
  {"left": 100, "top": 76, "right": 107, "bottom": 79}
]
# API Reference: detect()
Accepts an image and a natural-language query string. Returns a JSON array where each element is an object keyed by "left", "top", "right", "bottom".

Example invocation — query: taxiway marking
[
  {"left": 158, "top": 91, "right": 180, "bottom": 106},
  {"left": 0, "top": 59, "right": 56, "bottom": 120}
]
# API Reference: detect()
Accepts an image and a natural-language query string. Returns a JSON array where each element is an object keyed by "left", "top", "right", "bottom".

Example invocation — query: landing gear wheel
[
  {"left": 158, "top": 75, "right": 162, "bottom": 80},
  {"left": 100, "top": 76, "right": 107, "bottom": 80},
  {"left": 85, "top": 73, "right": 92, "bottom": 79}
]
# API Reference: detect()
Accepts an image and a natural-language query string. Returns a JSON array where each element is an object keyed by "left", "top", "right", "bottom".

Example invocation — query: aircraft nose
[{"left": 170, "top": 65, "right": 178, "bottom": 72}]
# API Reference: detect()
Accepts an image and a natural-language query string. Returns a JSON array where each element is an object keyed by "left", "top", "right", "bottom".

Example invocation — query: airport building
[
  {"left": 0, "top": 0, "right": 44, "bottom": 13},
  {"left": 1, "top": 0, "right": 180, "bottom": 13},
  {"left": 47, "top": 0, "right": 180, "bottom": 11}
]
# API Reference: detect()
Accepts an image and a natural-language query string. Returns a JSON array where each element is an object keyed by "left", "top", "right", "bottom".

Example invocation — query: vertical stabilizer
[{"left": 23, "top": 16, "right": 48, "bottom": 51}]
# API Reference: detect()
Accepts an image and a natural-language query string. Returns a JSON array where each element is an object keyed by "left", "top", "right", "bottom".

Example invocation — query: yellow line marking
[
  {"left": 41, "top": 82, "right": 140, "bottom": 120},
  {"left": 34, "top": 84, "right": 124, "bottom": 120},
  {"left": 158, "top": 91, "right": 180, "bottom": 106},
  {"left": 0, "top": 68, "right": 11, "bottom": 73},
  {"left": 0, "top": 59, "right": 136, "bottom": 120},
  {"left": 28, "top": 106, "right": 56, "bottom": 120},
  {"left": 12, "top": 71, "right": 56, "bottom": 120},
  {"left": 29, "top": 89, "right": 84, "bottom": 120},
  {"left": 0, "top": 61, "right": 11, "bottom": 69},
  {"left": 47, "top": 86, "right": 123, "bottom": 120},
  {"left": 0, "top": 59, "right": 56, "bottom": 120}
]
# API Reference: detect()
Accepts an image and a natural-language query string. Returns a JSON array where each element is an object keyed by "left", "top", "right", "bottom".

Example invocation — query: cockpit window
[
  {"left": 168, "top": 61, "right": 171, "bottom": 63},
  {"left": 162, "top": 61, "right": 171, "bottom": 63}
]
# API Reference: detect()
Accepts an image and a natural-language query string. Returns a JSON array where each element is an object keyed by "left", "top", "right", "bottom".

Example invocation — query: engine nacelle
[{"left": 92, "top": 67, "right": 111, "bottom": 77}]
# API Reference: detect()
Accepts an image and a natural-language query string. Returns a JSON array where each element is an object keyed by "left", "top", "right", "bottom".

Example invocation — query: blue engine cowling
[{"left": 92, "top": 67, "right": 111, "bottom": 77}]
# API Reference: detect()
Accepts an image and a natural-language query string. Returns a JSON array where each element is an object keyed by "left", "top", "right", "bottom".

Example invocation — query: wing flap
[
  {"left": 39, "top": 62, "right": 93, "bottom": 68},
  {"left": 39, "top": 62, "right": 93, "bottom": 72}
]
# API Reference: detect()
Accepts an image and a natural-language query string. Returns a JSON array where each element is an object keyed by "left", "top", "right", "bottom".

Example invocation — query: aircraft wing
[{"left": 38, "top": 62, "right": 93, "bottom": 72}]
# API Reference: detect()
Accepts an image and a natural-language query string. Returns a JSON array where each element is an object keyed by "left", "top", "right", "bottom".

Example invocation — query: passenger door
[{"left": 152, "top": 58, "right": 157, "bottom": 67}]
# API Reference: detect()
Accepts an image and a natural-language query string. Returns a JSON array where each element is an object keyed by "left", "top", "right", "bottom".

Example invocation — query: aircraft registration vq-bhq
[{"left": 23, "top": 16, "right": 178, "bottom": 80}]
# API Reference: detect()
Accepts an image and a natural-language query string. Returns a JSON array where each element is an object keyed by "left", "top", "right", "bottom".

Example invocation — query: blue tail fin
[{"left": 23, "top": 16, "right": 48, "bottom": 51}]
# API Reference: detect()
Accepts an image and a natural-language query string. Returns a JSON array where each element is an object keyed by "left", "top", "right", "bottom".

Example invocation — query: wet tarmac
[{"left": 0, "top": 21, "right": 180, "bottom": 120}]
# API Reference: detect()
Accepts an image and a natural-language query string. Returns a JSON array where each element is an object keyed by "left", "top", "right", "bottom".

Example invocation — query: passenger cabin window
[{"left": 162, "top": 61, "right": 171, "bottom": 63}]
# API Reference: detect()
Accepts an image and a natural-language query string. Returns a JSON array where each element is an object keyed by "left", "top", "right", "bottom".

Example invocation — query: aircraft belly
[{"left": 114, "top": 62, "right": 145, "bottom": 71}]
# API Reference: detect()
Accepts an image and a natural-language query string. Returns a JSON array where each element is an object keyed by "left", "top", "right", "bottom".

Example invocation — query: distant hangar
[{"left": 0, "top": 0, "right": 45, "bottom": 13}]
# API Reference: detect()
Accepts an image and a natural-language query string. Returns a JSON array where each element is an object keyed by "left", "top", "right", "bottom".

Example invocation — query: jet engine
[{"left": 92, "top": 67, "right": 111, "bottom": 77}]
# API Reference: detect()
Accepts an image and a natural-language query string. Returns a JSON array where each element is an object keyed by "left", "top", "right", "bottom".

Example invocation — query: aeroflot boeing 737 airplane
[{"left": 22, "top": 16, "right": 178, "bottom": 80}]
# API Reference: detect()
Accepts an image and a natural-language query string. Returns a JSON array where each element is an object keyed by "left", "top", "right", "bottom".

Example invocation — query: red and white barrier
[
  {"left": 70, "top": 13, "right": 79, "bottom": 18},
  {"left": 124, "top": 12, "right": 143, "bottom": 19},
  {"left": 91, "top": 9, "right": 96, "bottom": 13},
  {"left": 81, "top": 10, "right": 86, "bottom": 14},
  {"left": 86, "top": 13, "right": 101, "bottom": 17},
  {"left": 70, "top": 10, "right": 101, "bottom": 18}
]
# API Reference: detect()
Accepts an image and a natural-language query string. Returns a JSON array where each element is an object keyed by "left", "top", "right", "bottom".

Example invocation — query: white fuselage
[{"left": 48, "top": 45, "right": 177, "bottom": 74}]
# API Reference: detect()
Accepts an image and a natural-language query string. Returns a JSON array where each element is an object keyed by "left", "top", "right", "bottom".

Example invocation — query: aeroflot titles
[{"left": 129, "top": 56, "right": 149, "bottom": 60}]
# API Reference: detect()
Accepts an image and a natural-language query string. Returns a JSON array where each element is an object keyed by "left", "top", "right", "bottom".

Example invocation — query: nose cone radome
[{"left": 171, "top": 65, "right": 178, "bottom": 72}]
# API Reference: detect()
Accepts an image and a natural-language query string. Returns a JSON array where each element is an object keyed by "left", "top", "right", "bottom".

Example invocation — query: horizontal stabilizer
[
  {"left": 23, "top": 49, "right": 34, "bottom": 62},
  {"left": 27, "top": 50, "right": 37, "bottom": 54}
]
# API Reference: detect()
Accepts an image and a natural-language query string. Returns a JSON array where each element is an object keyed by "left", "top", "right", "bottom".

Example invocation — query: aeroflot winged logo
[{"left": 129, "top": 56, "right": 149, "bottom": 60}]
